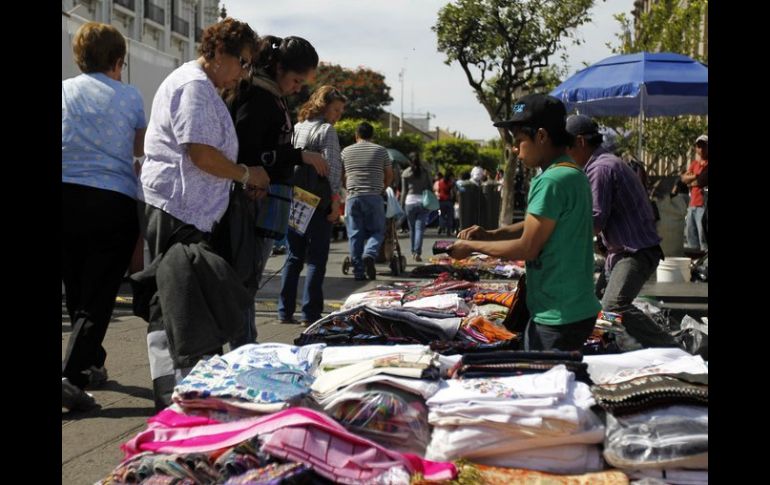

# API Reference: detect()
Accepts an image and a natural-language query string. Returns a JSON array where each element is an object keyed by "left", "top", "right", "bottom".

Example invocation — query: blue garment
[
  {"left": 62, "top": 73, "right": 146, "bottom": 199},
  {"left": 278, "top": 209, "right": 332, "bottom": 322},
  {"left": 345, "top": 195, "right": 386, "bottom": 278},
  {"left": 405, "top": 203, "right": 430, "bottom": 256}
]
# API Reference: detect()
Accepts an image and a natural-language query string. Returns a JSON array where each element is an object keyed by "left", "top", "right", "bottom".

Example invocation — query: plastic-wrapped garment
[
  {"left": 604, "top": 405, "right": 708, "bottom": 470},
  {"left": 325, "top": 384, "right": 431, "bottom": 455},
  {"left": 471, "top": 444, "right": 605, "bottom": 475},
  {"left": 429, "top": 338, "right": 520, "bottom": 356},
  {"left": 461, "top": 316, "right": 517, "bottom": 343},
  {"left": 341, "top": 290, "right": 405, "bottom": 310}
]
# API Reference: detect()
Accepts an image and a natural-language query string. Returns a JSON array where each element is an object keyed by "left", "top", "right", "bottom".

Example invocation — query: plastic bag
[
  {"left": 673, "top": 315, "right": 708, "bottom": 359},
  {"left": 603, "top": 405, "right": 708, "bottom": 470},
  {"left": 326, "top": 385, "right": 431, "bottom": 455},
  {"left": 385, "top": 187, "right": 404, "bottom": 219},
  {"left": 691, "top": 253, "right": 708, "bottom": 282}
]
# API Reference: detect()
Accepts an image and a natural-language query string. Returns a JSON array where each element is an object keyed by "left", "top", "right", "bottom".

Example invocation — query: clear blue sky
[{"left": 225, "top": 0, "right": 635, "bottom": 140}]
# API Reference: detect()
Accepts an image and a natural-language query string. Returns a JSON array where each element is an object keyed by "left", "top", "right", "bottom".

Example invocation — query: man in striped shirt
[
  {"left": 566, "top": 115, "right": 677, "bottom": 348},
  {"left": 340, "top": 122, "right": 393, "bottom": 280}
]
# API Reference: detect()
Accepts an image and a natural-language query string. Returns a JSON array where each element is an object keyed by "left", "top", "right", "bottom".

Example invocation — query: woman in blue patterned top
[{"left": 61, "top": 22, "right": 147, "bottom": 411}]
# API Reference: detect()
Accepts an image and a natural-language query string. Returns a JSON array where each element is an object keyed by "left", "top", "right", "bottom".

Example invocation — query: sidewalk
[{"left": 62, "top": 231, "right": 435, "bottom": 484}]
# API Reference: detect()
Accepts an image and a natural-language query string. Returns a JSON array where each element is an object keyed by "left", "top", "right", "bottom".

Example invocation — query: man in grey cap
[
  {"left": 449, "top": 94, "right": 600, "bottom": 352},
  {"left": 566, "top": 114, "right": 678, "bottom": 348}
]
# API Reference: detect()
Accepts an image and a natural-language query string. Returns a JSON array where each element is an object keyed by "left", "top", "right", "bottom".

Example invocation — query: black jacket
[{"left": 228, "top": 85, "right": 303, "bottom": 184}]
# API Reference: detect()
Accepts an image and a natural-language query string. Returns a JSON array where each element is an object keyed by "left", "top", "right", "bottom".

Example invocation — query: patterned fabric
[
  {"left": 222, "top": 462, "right": 310, "bottom": 485},
  {"left": 422, "top": 462, "right": 629, "bottom": 485},
  {"left": 462, "top": 316, "right": 516, "bottom": 343},
  {"left": 591, "top": 373, "right": 708, "bottom": 415},
  {"left": 473, "top": 291, "right": 517, "bottom": 308}
]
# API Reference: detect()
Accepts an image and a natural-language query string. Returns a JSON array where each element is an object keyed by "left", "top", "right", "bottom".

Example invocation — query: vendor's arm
[
  {"left": 457, "top": 221, "right": 524, "bottom": 241},
  {"left": 448, "top": 213, "right": 555, "bottom": 260}
]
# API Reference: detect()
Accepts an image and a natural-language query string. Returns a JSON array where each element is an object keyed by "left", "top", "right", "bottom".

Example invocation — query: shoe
[
  {"left": 414, "top": 254, "right": 422, "bottom": 262},
  {"left": 83, "top": 366, "right": 108, "bottom": 389},
  {"left": 354, "top": 274, "right": 367, "bottom": 281},
  {"left": 300, "top": 319, "right": 312, "bottom": 327},
  {"left": 363, "top": 256, "right": 376, "bottom": 280},
  {"left": 279, "top": 317, "right": 298, "bottom": 324},
  {"left": 62, "top": 377, "right": 96, "bottom": 413}
]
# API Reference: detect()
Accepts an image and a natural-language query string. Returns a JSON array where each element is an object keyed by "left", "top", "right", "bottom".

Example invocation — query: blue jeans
[
  {"left": 439, "top": 200, "right": 454, "bottom": 232},
  {"left": 685, "top": 206, "right": 707, "bottom": 251},
  {"left": 406, "top": 203, "right": 430, "bottom": 255},
  {"left": 278, "top": 210, "right": 332, "bottom": 322},
  {"left": 346, "top": 195, "right": 385, "bottom": 278}
]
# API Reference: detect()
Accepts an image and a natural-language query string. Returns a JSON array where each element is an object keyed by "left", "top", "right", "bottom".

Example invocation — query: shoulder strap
[{"left": 552, "top": 161, "right": 582, "bottom": 171}]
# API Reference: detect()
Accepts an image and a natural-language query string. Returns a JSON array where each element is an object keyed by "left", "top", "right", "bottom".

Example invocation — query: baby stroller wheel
[
  {"left": 389, "top": 255, "right": 401, "bottom": 276},
  {"left": 399, "top": 255, "right": 407, "bottom": 273},
  {"left": 342, "top": 256, "right": 351, "bottom": 275}
]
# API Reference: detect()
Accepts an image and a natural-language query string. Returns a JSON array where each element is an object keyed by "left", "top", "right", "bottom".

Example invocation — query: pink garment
[{"left": 122, "top": 407, "right": 455, "bottom": 482}]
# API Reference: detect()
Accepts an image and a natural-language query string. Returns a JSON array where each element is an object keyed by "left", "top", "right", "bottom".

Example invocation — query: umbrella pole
[{"left": 638, "top": 85, "right": 644, "bottom": 162}]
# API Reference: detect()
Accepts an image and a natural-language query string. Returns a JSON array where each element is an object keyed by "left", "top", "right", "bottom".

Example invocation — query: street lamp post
[{"left": 398, "top": 68, "right": 405, "bottom": 135}]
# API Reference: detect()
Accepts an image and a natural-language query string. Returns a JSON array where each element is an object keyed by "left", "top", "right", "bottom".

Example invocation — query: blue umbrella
[
  {"left": 550, "top": 52, "right": 708, "bottom": 117},
  {"left": 550, "top": 52, "right": 707, "bottom": 157}
]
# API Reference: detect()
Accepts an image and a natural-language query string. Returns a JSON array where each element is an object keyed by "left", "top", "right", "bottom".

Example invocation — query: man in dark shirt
[{"left": 566, "top": 115, "right": 678, "bottom": 348}]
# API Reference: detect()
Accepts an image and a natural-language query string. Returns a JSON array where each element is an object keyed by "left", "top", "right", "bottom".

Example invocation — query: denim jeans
[
  {"left": 602, "top": 246, "right": 678, "bottom": 348},
  {"left": 406, "top": 203, "right": 430, "bottom": 255},
  {"left": 439, "top": 200, "right": 454, "bottom": 232},
  {"left": 685, "top": 206, "right": 707, "bottom": 251},
  {"left": 278, "top": 209, "right": 332, "bottom": 322},
  {"left": 345, "top": 195, "right": 386, "bottom": 278}
]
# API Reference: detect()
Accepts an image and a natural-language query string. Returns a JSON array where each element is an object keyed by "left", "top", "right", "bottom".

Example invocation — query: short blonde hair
[
  {"left": 72, "top": 22, "right": 126, "bottom": 73},
  {"left": 298, "top": 85, "right": 347, "bottom": 122}
]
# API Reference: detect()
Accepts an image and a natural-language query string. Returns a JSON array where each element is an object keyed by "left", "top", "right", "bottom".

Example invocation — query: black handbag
[
  {"left": 502, "top": 274, "right": 530, "bottom": 334},
  {"left": 291, "top": 121, "right": 332, "bottom": 216}
]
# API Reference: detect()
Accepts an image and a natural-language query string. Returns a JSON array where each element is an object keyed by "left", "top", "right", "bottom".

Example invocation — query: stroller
[{"left": 342, "top": 200, "right": 407, "bottom": 276}]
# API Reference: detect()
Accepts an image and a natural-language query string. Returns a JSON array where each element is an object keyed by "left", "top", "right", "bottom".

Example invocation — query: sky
[{"left": 224, "top": 0, "right": 635, "bottom": 141}]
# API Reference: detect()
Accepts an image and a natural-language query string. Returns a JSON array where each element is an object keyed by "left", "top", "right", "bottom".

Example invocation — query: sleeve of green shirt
[{"left": 526, "top": 175, "right": 562, "bottom": 220}]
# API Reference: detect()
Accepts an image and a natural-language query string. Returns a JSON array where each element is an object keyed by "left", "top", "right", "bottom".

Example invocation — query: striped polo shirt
[{"left": 340, "top": 140, "right": 390, "bottom": 198}]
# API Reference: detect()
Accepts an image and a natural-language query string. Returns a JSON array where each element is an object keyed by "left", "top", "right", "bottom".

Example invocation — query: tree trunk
[{"left": 499, "top": 149, "right": 518, "bottom": 226}]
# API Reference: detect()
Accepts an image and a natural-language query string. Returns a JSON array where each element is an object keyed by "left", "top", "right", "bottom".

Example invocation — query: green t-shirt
[{"left": 525, "top": 155, "right": 602, "bottom": 325}]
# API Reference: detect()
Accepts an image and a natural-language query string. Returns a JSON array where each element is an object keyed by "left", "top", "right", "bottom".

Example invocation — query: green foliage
[
  {"left": 433, "top": 0, "right": 594, "bottom": 125},
  {"left": 310, "top": 63, "right": 393, "bottom": 121},
  {"left": 334, "top": 118, "right": 389, "bottom": 149},
  {"left": 382, "top": 133, "right": 425, "bottom": 157},
  {"left": 478, "top": 147, "right": 504, "bottom": 172},
  {"left": 424, "top": 139, "right": 480, "bottom": 173}
]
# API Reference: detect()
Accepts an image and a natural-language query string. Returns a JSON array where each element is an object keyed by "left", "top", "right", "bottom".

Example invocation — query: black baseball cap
[
  {"left": 565, "top": 114, "right": 600, "bottom": 136},
  {"left": 493, "top": 94, "right": 568, "bottom": 138}
]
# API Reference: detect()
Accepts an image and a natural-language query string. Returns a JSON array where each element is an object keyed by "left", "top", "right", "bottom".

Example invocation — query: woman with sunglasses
[
  {"left": 136, "top": 18, "right": 264, "bottom": 410},
  {"left": 224, "top": 35, "right": 326, "bottom": 331},
  {"left": 278, "top": 85, "right": 346, "bottom": 325}
]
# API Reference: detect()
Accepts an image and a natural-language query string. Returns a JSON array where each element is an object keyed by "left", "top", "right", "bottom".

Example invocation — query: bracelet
[{"left": 238, "top": 164, "right": 250, "bottom": 185}]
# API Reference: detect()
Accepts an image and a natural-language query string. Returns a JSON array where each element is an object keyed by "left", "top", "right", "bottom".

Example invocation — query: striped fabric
[
  {"left": 341, "top": 140, "right": 390, "bottom": 197},
  {"left": 473, "top": 291, "right": 518, "bottom": 308}
]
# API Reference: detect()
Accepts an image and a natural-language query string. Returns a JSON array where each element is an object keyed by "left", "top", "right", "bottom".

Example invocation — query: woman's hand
[
  {"left": 327, "top": 199, "right": 341, "bottom": 222},
  {"left": 302, "top": 151, "right": 330, "bottom": 177},
  {"left": 245, "top": 166, "right": 270, "bottom": 200}
]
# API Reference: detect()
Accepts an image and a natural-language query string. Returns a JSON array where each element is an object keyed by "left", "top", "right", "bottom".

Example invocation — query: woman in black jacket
[{"left": 223, "top": 35, "right": 327, "bottom": 342}]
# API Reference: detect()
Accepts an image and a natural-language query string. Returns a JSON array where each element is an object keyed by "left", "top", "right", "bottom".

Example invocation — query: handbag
[
  {"left": 501, "top": 274, "right": 530, "bottom": 334},
  {"left": 422, "top": 189, "right": 440, "bottom": 211},
  {"left": 254, "top": 183, "right": 293, "bottom": 240},
  {"left": 292, "top": 121, "right": 332, "bottom": 216}
]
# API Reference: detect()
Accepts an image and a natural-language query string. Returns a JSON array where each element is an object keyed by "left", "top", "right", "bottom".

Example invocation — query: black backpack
[{"left": 291, "top": 121, "right": 332, "bottom": 215}]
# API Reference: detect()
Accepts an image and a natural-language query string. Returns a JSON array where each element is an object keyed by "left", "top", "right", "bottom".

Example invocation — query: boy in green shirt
[{"left": 449, "top": 94, "right": 601, "bottom": 351}]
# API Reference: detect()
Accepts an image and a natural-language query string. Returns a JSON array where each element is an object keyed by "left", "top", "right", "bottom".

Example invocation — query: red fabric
[
  {"left": 437, "top": 179, "right": 453, "bottom": 201},
  {"left": 688, "top": 160, "right": 708, "bottom": 207}
]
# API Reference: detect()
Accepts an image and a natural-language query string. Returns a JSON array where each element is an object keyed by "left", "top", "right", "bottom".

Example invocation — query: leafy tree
[
  {"left": 310, "top": 63, "right": 394, "bottom": 121},
  {"left": 424, "top": 138, "right": 480, "bottom": 174},
  {"left": 478, "top": 146, "right": 504, "bottom": 172},
  {"left": 434, "top": 0, "right": 595, "bottom": 223}
]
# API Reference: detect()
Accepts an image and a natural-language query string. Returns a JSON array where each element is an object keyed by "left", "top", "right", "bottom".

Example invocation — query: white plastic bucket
[{"left": 657, "top": 257, "right": 691, "bottom": 283}]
